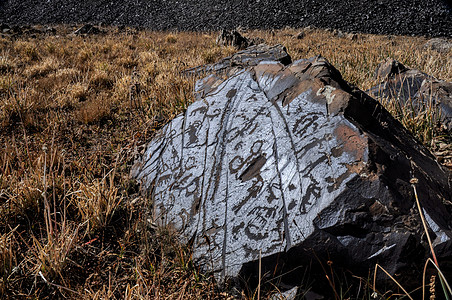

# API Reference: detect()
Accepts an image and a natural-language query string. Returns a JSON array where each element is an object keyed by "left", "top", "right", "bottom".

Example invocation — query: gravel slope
[{"left": 1, "top": 0, "right": 451, "bottom": 36}]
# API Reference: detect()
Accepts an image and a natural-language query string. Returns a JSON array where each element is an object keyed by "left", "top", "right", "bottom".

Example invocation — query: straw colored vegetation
[{"left": 0, "top": 25, "right": 450, "bottom": 299}]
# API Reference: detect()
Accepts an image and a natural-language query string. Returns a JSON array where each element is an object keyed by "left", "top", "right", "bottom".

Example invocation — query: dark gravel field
[{"left": 1, "top": 0, "right": 451, "bottom": 36}]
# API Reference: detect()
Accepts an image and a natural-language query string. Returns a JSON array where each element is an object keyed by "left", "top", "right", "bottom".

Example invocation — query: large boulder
[
  {"left": 368, "top": 58, "right": 452, "bottom": 131},
  {"left": 132, "top": 49, "right": 452, "bottom": 295}
]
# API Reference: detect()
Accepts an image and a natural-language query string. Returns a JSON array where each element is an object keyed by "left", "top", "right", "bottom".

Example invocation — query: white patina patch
[
  {"left": 368, "top": 244, "right": 396, "bottom": 259},
  {"left": 423, "top": 208, "right": 451, "bottom": 245},
  {"left": 317, "top": 85, "right": 336, "bottom": 104}
]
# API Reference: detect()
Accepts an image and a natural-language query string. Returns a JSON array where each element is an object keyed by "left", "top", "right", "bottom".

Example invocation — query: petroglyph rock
[
  {"left": 133, "top": 53, "right": 452, "bottom": 293},
  {"left": 368, "top": 58, "right": 452, "bottom": 130}
]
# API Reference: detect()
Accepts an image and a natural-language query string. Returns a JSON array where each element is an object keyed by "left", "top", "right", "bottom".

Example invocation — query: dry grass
[{"left": 0, "top": 25, "right": 450, "bottom": 299}]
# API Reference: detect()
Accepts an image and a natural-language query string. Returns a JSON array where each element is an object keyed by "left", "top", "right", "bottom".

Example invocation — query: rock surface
[
  {"left": 216, "top": 29, "right": 251, "bottom": 50},
  {"left": 0, "top": 23, "right": 55, "bottom": 37},
  {"left": 72, "top": 23, "right": 103, "bottom": 35},
  {"left": 1, "top": 0, "right": 452, "bottom": 37},
  {"left": 182, "top": 44, "right": 292, "bottom": 77},
  {"left": 368, "top": 58, "right": 452, "bottom": 131},
  {"left": 373, "top": 58, "right": 409, "bottom": 81},
  {"left": 424, "top": 38, "right": 452, "bottom": 53},
  {"left": 132, "top": 48, "right": 452, "bottom": 294}
]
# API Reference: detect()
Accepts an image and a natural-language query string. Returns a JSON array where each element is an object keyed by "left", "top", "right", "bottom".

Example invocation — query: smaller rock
[
  {"left": 346, "top": 33, "right": 358, "bottom": 41},
  {"left": 423, "top": 38, "right": 452, "bottom": 53},
  {"left": 374, "top": 58, "right": 409, "bottom": 81},
  {"left": 295, "top": 31, "right": 305, "bottom": 39},
  {"left": 0, "top": 24, "right": 10, "bottom": 33},
  {"left": 22, "top": 27, "right": 43, "bottom": 35},
  {"left": 216, "top": 29, "right": 251, "bottom": 50},
  {"left": 73, "top": 24, "right": 103, "bottom": 35},
  {"left": 416, "top": 80, "right": 452, "bottom": 130},
  {"left": 45, "top": 27, "right": 56, "bottom": 35},
  {"left": 368, "top": 59, "right": 452, "bottom": 131},
  {"left": 334, "top": 30, "right": 345, "bottom": 38},
  {"left": 296, "top": 26, "right": 315, "bottom": 39}
]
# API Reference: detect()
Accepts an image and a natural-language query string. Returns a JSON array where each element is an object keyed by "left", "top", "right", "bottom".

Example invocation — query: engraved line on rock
[{"left": 268, "top": 102, "right": 293, "bottom": 250}]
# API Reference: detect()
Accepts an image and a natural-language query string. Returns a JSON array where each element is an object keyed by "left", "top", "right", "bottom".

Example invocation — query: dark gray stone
[
  {"left": 424, "top": 38, "right": 452, "bottom": 53},
  {"left": 72, "top": 24, "right": 103, "bottom": 35},
  {"left": 1, "top": 23, "right": 10, "bottom": 33},
  {"left": 295, "top": 31, "right": 305, "bottom": 39},
  {"left": 133, "top": 51, "right": 452, "bottom": 294},
  {"left": 368, "top": 58, "right": 452, "bottom": 130},
  {"left": 346, "top": 33, "right": 358, "bottom": 41},
  {"left": 334, "top": 30, "right": 345, "bottom": 38},
  {"left": 45, "top": 26, "right": 57, "bottom": 35},
  {"left": 416, "top": 80, "right": 452, "bottom": 131},
  {"left": 373, "top": 58, "right": 409, "bottom": 80},
  {"left": 216, "top": 29, "right": 251, "bottom": 50}
]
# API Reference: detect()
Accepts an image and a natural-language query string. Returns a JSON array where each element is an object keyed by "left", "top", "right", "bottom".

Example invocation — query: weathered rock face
[
  {"left": 132, "top": 50, "right": 452, "bottom": 293},
  {"left": 368, "top": 58, "right": 452, "bottom": 131},
  {"left": 182, "top": 43, "right": 292, "bottom": 77}
]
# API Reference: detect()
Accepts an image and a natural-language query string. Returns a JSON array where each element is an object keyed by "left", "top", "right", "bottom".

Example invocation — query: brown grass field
[{"left": 0, "top": 25, "right": 451, "bottom": 299}]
